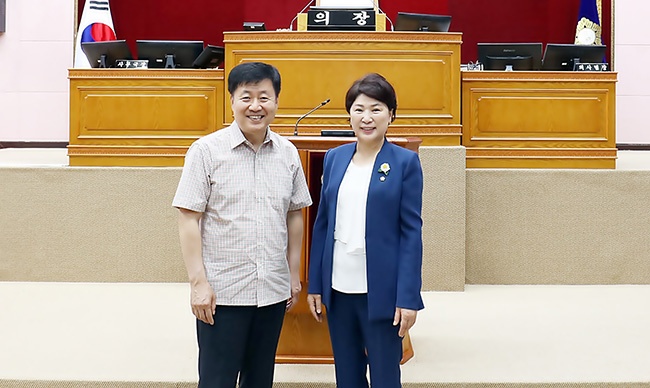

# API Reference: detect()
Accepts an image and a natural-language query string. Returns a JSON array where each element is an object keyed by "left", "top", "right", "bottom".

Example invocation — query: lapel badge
[{"left": 378, "top": 162, "right": 390, "bottom": 182}]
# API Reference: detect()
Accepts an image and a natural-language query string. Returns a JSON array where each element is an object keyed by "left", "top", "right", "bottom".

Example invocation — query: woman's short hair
[
  {"left": 345, "top": 73, "right": 397, "bottom": 122},
  {"left": 227, "top": 62, "right": 281, "bottom": 97}
]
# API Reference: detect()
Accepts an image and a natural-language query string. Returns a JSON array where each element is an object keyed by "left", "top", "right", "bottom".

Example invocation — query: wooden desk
[
  {"left": 68, "top": 69, "right": 225, "bottom": 167},
  {"left": 68, "top": 30, "right": 461, "bottom": 166},
  {"left": 461, "top": 71, "right": 617, "bottom": 169},
  {"left": 277, "top": 136, "right": 421, "bottom": 364},
  {"left": 224, "top": 31, "right": 462, "bottom": 146}
]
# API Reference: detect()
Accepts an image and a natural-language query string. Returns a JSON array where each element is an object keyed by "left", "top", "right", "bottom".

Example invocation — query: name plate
[
  {"left": 307, "top": 8, "right": 375, "bottom": 31},
  {"left": 115, "top": 59, "right": 149, "bottom": 69},
  {"left": 574, "top": 63, "right": 609, "bottom": 71}
]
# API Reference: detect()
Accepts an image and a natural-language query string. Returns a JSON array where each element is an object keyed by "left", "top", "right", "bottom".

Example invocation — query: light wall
[
  {"left": 0, "top": 1, "right": 648, "bottom": 145},
  {"left": 0, "top": 0, "right": 73, "bottom": 142},
  {"left": 614, "top": 1, "right": 650, "bottom": 144}
]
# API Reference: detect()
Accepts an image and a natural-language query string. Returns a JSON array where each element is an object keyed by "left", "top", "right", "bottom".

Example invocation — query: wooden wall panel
[
  {"left": 81, "top": 93, "right": 210, "bottom": 133},
  {"left": 224, "top": 31, "right": 462, "bottom": 145},
  {"left": 473, "top": 94, "right": 608, "bottom": 138},
  {"left": 68, "top": 69, "right": 224, "bottom": 166},
  {"left": 462, "top": 71, "right": 617, "bottom": 168}
]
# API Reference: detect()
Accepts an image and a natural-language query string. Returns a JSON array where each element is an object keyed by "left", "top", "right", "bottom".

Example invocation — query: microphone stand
[
  {"left": 294, "top": 99, "right": 330, "bottom": 136},
  {"left": 374, "top": 3, "right": 394, "bottom": 31},
  {"left": 288, "top": 0, "right": 315, "bottom": 31}
]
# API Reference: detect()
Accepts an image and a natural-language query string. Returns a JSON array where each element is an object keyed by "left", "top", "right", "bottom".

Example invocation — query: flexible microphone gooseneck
[
  {"left": 294, "top": 99, "right": 330, "bottom": 136},
  {"left": 288, "top": 0, "right": 315, "bottom": 31},
  {"left": 374, "top": 3, "right": 395, "bottom": 31}
]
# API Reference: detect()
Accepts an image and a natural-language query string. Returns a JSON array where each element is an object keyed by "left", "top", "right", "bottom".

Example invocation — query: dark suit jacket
[{"left": 308, "top": 140, "right": 425, "bottom": 321}]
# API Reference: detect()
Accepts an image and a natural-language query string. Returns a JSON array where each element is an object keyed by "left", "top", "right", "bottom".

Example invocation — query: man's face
[{"left": 230, "top": 79, "right": 278, "bottom": 138}]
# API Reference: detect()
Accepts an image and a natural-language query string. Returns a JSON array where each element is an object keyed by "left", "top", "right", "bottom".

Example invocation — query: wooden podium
[
  {"left": 68, "top": 31, "right": 460, "bottom": 166},
  {"left": 223, "top": 31, "right": 462, "bottom": 146},
  {"left": 277, "top": 136, "right": 421, "bottom": 364}
]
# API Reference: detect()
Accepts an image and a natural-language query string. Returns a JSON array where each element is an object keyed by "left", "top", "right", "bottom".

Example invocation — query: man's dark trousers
[{"left": 196, "top": 300, "right": 286, "bottom": 388}]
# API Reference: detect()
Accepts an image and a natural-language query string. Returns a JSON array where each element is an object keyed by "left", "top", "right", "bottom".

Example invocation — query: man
[{"left": 172, "top": 62, "right": 312, "bottom": 388}]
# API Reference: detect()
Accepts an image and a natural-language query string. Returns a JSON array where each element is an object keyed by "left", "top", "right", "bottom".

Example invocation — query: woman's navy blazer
[{"left": 308, "top": 140, "right": 425, "bottom": 321}]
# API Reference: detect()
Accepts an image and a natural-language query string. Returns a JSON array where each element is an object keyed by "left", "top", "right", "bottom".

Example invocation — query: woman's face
[{"left": 349, "top": 93, "right": 392, "bottom": 144}]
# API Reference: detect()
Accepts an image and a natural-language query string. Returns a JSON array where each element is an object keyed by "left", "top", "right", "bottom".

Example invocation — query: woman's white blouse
[{"left": 332, "top": 159, "right": 373, "bottom": 293}]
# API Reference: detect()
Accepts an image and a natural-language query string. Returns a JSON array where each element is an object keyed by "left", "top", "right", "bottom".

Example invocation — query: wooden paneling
[
  {"left": 462, "top": 71, "right": 617, "bottom": 168},
  {"left": 82, "top": 94, "right": 210, "bottom": 132},
  {"left": 68, "top": 69, "right": 225, "bottom": 166},
  {"left": 224, "top": 31, "right": 462, "bottom": 146},
  {"left": 471, "top": 93, "right": 609, "bottom": 139}
]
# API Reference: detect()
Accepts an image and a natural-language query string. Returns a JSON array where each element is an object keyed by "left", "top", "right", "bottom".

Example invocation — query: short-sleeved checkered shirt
[{"left": 172, "top": 123, "right": 312, "bottom": 307}]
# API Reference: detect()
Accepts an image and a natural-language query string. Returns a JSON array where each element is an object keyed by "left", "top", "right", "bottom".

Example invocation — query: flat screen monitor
[
  {"left": 541, "top": 44, "right": 607, "bottom": 71},
  {"left": 477, "top": 43, "right": 543, "bottom": 71},
  {"left": 192, "top": 45, "right": 225, "bottom": 69},
  {"left": 81, "top": 40, "right": 132, "bottom": 68},
  {"left": 394, "top": 12, "right": 451, "bottom": 32},
  {"left": 243, "top": 22, "right": 266, "bottom": 31},
  {"left": 136, "top": 40, "right": 204, "bottom": 69}
]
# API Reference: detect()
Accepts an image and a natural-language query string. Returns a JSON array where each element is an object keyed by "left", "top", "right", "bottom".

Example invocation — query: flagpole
[
  {"left": 73, "top": 0, "right": 79, "bottom": 64},
  {"left": 74, "top": 0, "right": 117, "bottom": 68},
  {"left": 608, "top": 0, "right": 614, "bottom": 69}
]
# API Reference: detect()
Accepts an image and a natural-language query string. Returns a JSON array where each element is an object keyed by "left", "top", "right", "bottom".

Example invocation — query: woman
[{"left": 307, "top": 73, "right": 424, "bottom": 388}]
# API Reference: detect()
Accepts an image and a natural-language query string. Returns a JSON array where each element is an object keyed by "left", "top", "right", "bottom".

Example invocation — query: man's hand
[
  {"left": 393, "top": 307, "right": 417, "bottom": 337},
  {"left": 287, "top": 276, "right": 301, "bottom": 311},
  {"left": 191, "top": 281, "right": 216, "bottom": 325},
  {"left": 286, "top": 209, "right": 303, "bottom": 311},
  {"left": 307, "top": 294, "right": 323, "bottom": 322},
  {"left": 178, "top": 208, "right": 214, "bottom": 324}
]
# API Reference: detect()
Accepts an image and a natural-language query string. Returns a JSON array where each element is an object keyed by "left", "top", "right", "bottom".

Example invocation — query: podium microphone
[
  {"left": 294, "top": 99, "right": 330, "bottom": 136},
  {"left": 288, "top": 0, "right": 315, "bottom": 31},
  {"left": 373, "top": 3, "right": 394, "bottom": 31}
]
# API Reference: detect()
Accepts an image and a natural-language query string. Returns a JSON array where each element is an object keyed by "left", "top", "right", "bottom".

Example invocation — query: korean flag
[{"left": 74, "top": 0, "right": 117, "bottom": 68}]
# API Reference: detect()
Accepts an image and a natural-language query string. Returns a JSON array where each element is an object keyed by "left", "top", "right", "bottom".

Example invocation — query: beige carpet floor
[{"left": 2, "top": 283, "right": 650, "bottom": 386}]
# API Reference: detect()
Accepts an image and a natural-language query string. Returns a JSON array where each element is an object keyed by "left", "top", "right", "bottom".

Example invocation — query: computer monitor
[
  {"left": 81, "top": 40, "right": 133, "bottom": 68},
  {"left": 136, "top": 40, "right": 204, "bottom": 69},
  {"left": 541, "top": 44, "right": 607, "bottom": 71},
  {"left": 477, "top": 43, "right": 543, "bottom": 71},
  {"left": 192, "top": 45, "right": 225, "bottom": 69},
  {"left": 394, "top": 12, "right": 451, "bottom": 32},
  {"left": 243, "top": 22, "right": 266, "bottom": 31}
]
